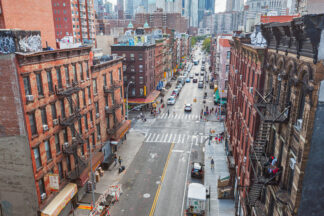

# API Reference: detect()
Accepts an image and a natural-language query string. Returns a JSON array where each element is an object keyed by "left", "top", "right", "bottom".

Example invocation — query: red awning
[
  {"left": 128, "top": 90, "right": 160, "bottom": 104},
  {"left": 113, "top": 120, "right": 131, "bottom": 140},
  {"left": 78, "top": 152, "right": 104, "bottom": 186}
]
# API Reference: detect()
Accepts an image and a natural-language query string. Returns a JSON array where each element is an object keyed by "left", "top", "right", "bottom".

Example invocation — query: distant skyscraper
[
  {"left": 198, "top": 0, "right": 205, "bottom": 26},
  {"left": 205, "top": 0, "right": 215, "bottom": 13},
  {"left": 226, "top": 0, "right": 243, "bottom": 12},
  {"left": 117, "top": 0, "right": 124, "bottom": 18}
]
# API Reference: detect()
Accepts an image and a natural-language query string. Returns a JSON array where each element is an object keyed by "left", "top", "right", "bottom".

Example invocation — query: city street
[{"left": 108, "top": 46, "right": 233, "bottom": 216}]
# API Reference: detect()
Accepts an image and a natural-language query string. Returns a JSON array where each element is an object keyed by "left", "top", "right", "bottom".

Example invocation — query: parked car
[
  {"left": 167, "top": 96, "right": 176, "bottom": 105},
  {"left": 186, "top": 78, "right": 190, "bottom": 83},
  {"left": 184, "top": 104, "right": 192, "bottom": 112},
  {"left": 200, "top": 72, "right": 204, "bottom": 76},
  {"left": 172, "top": 89, "right": 180, "bottom": 96},
  {"left": 189, "top": 74, "right": 194, "bottom": 79},
  {"left": 198, "top": 81, "right": 204, "bottom": 88},
  {"left": 193, "top": 78, "right": 198, "bottom": 83},
  {"left": 191, "top": 162, "right": 204, "bottom": 178},
  {"left": 195, "top": 72, "right": 199, "bottom": 76}
]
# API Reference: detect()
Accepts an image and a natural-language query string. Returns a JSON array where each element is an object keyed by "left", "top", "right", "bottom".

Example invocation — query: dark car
[
  {"left": 193, "top": 78, "right": 198, "bottom": 83},
  {"left": 191, "top": 162, "right": 204, "bottom": 178}
]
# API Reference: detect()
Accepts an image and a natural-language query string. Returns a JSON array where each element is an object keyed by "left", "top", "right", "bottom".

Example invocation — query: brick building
[
  {"left": 51, "top": 0, "right": 96, "bottom": 43},
  {"left": 0, "top": 0, "right": 56, "bottom": 48},
  {"left": 226, "top": 36, "right": 266, "bottom": 215},
  {"left": 225, "top": 14, "right": 324, "bottom": 216},
  {"left": 111, "top": 44, "right": 160, "bottom": 104},
  {"left": 0, "top": 30, "right": 129, "bottom": 216},
  {"left": 155, "top": 39, "right": 164, "bottom": 90}
]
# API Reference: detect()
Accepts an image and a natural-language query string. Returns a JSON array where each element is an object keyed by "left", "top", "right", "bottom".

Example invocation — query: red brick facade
[{"left": 155, "top": 41, "right": 164, "bottom": 87}]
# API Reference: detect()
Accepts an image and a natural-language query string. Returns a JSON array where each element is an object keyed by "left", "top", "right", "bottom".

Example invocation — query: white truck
[{"left": 186, "top": 183, "right": 207, "bottom": 216}]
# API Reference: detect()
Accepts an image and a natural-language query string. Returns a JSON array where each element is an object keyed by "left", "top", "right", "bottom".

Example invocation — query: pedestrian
[
  {"left": 168, "top": 109, "right": 170, "bottom": 116},
  {"left": 211, "top": 158, "right": 215, "bottom": 170},
  {"left": 118, "top": 156, "right": 122, "bottom": 166},
  {"left": 114, "top": 155, "right": 118, "bottom": 167}
]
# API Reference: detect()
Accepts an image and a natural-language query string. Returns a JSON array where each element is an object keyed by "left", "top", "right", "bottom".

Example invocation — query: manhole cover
[{"left": 143, "top": 193, "right": 151, "bottom": 198}]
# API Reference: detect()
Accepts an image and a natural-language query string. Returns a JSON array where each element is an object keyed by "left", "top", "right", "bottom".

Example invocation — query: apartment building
[{"left": 51, "top": 0, "right": 96, "bottom": 43}]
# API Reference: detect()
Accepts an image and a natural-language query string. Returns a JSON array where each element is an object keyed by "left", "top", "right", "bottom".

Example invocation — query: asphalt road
[{"left": 110, "top": 46, "right": 214, "bottom": 216}]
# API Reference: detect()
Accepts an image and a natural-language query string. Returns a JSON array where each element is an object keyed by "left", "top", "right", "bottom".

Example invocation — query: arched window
[{"left": 297, "top": 88, "right": 305, "bottom": 120}]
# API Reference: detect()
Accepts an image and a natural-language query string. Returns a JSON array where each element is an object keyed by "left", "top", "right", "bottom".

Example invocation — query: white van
[{"left": 186, "top": 183, "right": 207, "bottom": 216}]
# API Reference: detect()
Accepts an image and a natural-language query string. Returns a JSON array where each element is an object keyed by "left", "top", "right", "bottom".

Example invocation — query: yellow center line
[{"left": 149, "top": 142, "right": 174, "bottom": 216}]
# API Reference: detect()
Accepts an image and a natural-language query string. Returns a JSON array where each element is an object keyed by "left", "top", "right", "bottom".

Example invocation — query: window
[
  {"left": 118, "top": 68, "right": 122, "bottom": 80},
  {"left": 121, "top": 104, "right": 124, "bottom": 115},
  {"left": 139, "top": 76, "right": 144, "bottom": 84},
  {"left": 105, "top": 95, "right": 109, "bottom": 107},
  {"left": 139, "top": 65, "right": 144, "bottom": 72},
  {"left": 82, "top": 89, "right": 86, "bottom": 107},
  {"left": 124, "top": 76, "right": 128, "bottom": 82},
  {"left": 51, "top": 103, "right": 57, "bottom": 121},
  {"left": 123, "top": 65, "right": 126, "bottom": 71},
  {"left": 80, "top": 63, "right": 84, "bottom": 81},
  {"left": 138, "top": 53, "right": 143, "bottom": 60},
  {"left": 58, "top": 162, "right": 63, "bottom": 179},
  {"left": 66, "top": 156, "right": 71, "bottom": 172},
  {"left": 76, "top": 93, "right": 80, "bottom": 109},
  {"left": 227, "top": 51, "right": 231, "bottom": 59},
  {"left": 60, "top": 99, "right": 65, "bottom": 118},
  {"left": 38, "top": 178, "right": 45, "bottom": 196},
  {"left": 63, "top": 128, "right": 68, "bottom": 143},
  {"left": 33, "top": 147, "right": 42, "bottom": 169},
  {"left": 41, "top": 107, "right": 48, "bottom": 125},
  {"left": 90, "top": 110, "right": 93, "bottom": 124},
  {"left": 96, "top": 123, "right": 101, "bottom": 139},
  {"left": 65, "top": 66, "right": 70, "bottom": 85},
  {"left": 120, "top": 87, "right": 123, "bottom": 99},
  {"left": 106, "top": 116, "right": 110, "bottom": 128},
  {"left": 139, "top": 88, "right": 144, "bottom": 96},
  {"left": 78, "top": 118, "right": 82, "bottom": 134},
  {"left": 80, "top": 144, "right": 85, "bottom": 156},
  {"left": 29, "top": 112, "right": 37, "bottom": 135},
  {"left": 72, "top": 64, "right": 77, "bottom": 82},
  {"left": 109, "top": 72, "right": 113, "bottom": 84},
  {"left": 226, "top": 65, "right": 230, "bottom": 72},
  {"left": 56, "top": 67, "right": 63, "bottom": 89},
  {"left": 55, "top": 133, "right": 60, "bottom": 153},
  {"left": 130, "top": 53, "right": 134, "bottom": 60},
  {"left": 95, "top": 102, "right": 99, "bottom": 114},
  {"left": 36, "top": 73, "right": 44, "bottom": 96},
  {"left": 131, "top": 76, "right": 135, "bottom": 81},
  {"left": 130, "top": 65, "right": 135, "bottom": 72},
  {"left": 92, "top": 133, "right": 96, "bottom": 149},
  {"left": 87, "top": 86, "right": 91, "bottom": 104},
  {"left": 44, "top": 140, "right": 52, "bottom": 161},
  {"left": 23, "top": 76, "right": 31, "bottom": 95},
  {"left": 92, "top": 79, "right": 97, "bottom": 94},
  {"left": 103, "top": 74, "right": 107, "bottom": 86},
  {"left": 87, "top": 138, "right": 90, "bottom": 151},
  {"left": 47, "top": 70, "right": 54, "bottom": 93},
  {"left": 132, "top": 88, "right": 136, "bottom": 96},
  {"left": 84, "top": 115, "right": 88, "bottom": 130},
  {"left": 297, "top": 90, "right": 305, "bottom": 120},
  {"left": 85, "top": 62, "right": 89, "bottom": 79}
]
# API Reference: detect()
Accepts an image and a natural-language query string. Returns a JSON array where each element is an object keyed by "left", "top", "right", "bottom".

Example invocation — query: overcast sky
[{"left": 106, "top": 0, "right": 227, "bottom": 13}]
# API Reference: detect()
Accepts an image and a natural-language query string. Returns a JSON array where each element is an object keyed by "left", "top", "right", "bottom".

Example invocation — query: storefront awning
[
  {"left": 41, "top": 183, "right": 78, "bottom": 216},
  {"left": 111, "top": 120, "right": 131, "bottom": 141},
  {"left": 78, "top": 152, "right": 104, "bottom": 186},
  {"left": 128, "top": 90, "right": 160, "bottom": 104}
]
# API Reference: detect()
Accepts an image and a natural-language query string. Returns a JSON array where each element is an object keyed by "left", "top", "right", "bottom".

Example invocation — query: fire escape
[
  {"left": 247, "top": 88, "right": 291, "bottom": 215},
  {"left": 56, "top": 82, "right": 88, "bottom": 180},
  {"left": 104, "top": 80, "right": 123, "bottom": 137}
]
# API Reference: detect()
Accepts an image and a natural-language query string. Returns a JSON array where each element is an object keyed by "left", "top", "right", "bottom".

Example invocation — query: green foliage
[
  {"left": 191, "top": 37, "right": 197, "bottom": 46},
  {"left": 202, "top": 37, "right": 211, "bottom": 53}
]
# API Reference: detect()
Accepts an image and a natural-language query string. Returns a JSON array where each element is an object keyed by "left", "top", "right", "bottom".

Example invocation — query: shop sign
[{"left": 49, "top": 174, "right": 59, "bottom": 191}]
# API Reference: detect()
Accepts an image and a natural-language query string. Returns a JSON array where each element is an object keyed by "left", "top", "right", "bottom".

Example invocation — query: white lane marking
[
  {"left": 182, "top": 135, "right": 186, "bottom": 143},
  {"left": 164, "top": 133, "right": 169, "bottom": 142},
  {"left": 159, "top": 134, "right": 165, "bottom": 142},
  {"left": 145, "top": 133, "right": 152, "bottom": 141},
  {"left": 195, "top": 137, "right": 198, "bottom": 146},
  {"left": 145, "top": 133, "right": 149, "bottom": 138},
  {"left": 174, "top": 114, "right": 178, "bottom": 119},
  {"left": 168, "top": 134, "right": 173, "bottom": 142},
  {"left": 172, "top": 134, "right": 177, "bottom": 143},
  {"left": 154, "top": 134, "right": 160, "bottom": 142},
  {"left": 150, "top": 133, "right": 156, "bottom": 142},
  {"left": 177, "top": 134, "right": 182, "bottom": 143},
  {"left": 172, "top": 149, "right": 184, "bottom": 153}
]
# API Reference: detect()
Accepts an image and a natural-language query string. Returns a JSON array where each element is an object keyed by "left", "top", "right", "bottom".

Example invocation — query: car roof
[{"left": 185, "top": 104, "right": 191, "bottom": 106}]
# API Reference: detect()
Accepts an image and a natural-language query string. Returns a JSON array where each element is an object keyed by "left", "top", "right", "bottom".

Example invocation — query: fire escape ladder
[
  {"left": 248, "top": 181, "right": 264, "bottom": 207},
  {"left": 251, "top": 121, "right": 271, "bottom": 163}
]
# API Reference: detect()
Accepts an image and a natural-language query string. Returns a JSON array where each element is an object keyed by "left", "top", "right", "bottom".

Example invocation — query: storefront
[
  {"left": 110, "top": 120, "right": 131, "bottom": 152},
  {"left": 41, "top": 183, "right": 78, "bottom": 216}
]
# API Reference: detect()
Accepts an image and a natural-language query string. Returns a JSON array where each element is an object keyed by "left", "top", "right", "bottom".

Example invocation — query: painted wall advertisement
[{"left": 49, "top": 174, "right": 59, "bottom": 191}]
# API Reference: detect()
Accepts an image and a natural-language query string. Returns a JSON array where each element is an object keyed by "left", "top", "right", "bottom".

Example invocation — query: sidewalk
[
  {"left": 204, "top": 133, "right": 235, "bottom": 216},
  {"left": 73, "top": 131, "right": 145, "bottom": 216}
]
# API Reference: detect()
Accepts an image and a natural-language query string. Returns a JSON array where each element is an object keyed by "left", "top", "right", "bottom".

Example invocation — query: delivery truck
[{"left": 186, "top": 183, "right": 207, "bottom": 216}]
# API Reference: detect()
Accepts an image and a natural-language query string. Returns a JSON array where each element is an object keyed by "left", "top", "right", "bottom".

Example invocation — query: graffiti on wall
[
  {"left": 18, "top": 35, "right": 42, "bottom": 52},
  {"left": 0, "top": 36, "right": 15, "bottom": 54}
]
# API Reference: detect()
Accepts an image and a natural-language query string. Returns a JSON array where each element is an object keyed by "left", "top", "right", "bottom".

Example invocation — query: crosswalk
[
  {"left": 144, "top": 132, "right": 209, "bottom": 145},
  {"left": 156, "top": 113, "right": 200, "bottom": 120}
]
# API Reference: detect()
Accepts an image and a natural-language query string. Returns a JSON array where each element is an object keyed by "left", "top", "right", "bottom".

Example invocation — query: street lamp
[{"left": 126, "top": 81, "right": 134, "bottom": 120}]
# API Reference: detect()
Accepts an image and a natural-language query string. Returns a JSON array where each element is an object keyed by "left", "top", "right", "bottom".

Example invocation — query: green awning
[
  {"left": 214, "top": 89, "right": 220, "bottom": 102},
  {"left": 214, "top": 90, "right": 227, "bottom": 105}
]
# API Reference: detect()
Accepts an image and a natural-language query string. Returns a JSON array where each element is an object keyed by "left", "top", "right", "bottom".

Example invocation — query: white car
[
  {"left": 184, "top": 104, "right": 192, "bottom": 112},
  {"left": 168, "top": 96, "right": 176, "bottom": 105}
]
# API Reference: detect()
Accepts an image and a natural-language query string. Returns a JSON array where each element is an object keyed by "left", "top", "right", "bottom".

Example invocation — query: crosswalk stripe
[
  {"left": 182, "top": 135, "right": 186, "bottom": 143},
  {"left": 177, "top": 134, "right": 182, "bottom": 143},
  {"left": 150, "top": 133, "right": 156, "bottom": 142},
  {"left": 146, "top": 133, "right": 152, "bottom": 141},
  {"left": 168, "top": 134, "right": 173, "bottom": 142},
  {"left": 154, "top": 134, "right": 160, "bottom": 142},
  {"left": 172, "top": 134, "right": 177, "bottom": 143},
  {"left": 164, "top": 133, "right": 169, "bottom": 142}
]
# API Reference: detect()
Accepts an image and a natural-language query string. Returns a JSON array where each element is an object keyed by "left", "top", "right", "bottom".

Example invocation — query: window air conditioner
[
  {"left": 66, "top": 84, "right": 71, "bottom": 88},
  {"left": 42, "top": 125, "right": 49, "bottom": 131},
  {"left": 41, "top": 193, "right": 47, "bottom": 200},
  {"left": 97, "top": 135, "right": 101, "bottom": 140},
  {"left": 105, "top": 106, "right": 109, "bottom": 112},
  {"left": 296, "top": 119, "right": 303, "bottom": 130},
  {"left": 26, "top": 95, "right": 34, "bottom": 102},
  {"left": 64, "top": 142, "right": 69, "bottom": 148},
  {"left": 249, "top": 87, "right": 253, "bottom": 94},
  {"left": 96, "top": 113, "right": 100, "bottom": 118},
  {"left": 53, "top": 119, "right": 58, "bottom": 126},
  {"left": 243, "top": 156, "right": 246, "bottom": 163},
  {"left": 239, "top": 75, "right": 242, "bottom": 80},
  {"left": 88, "top": 99, "right": 92, "bottom": 105},
  {"left": 235, "top": 69, "right": 238, "bottom": 74}
]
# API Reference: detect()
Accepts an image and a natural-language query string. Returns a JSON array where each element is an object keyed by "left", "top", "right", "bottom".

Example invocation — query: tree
[
  {"left": 202, "top": 37, "right": 211, "bottom": 53},
  {"left": 191, "top": 37, "right": 197, "bottom": 46}
]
